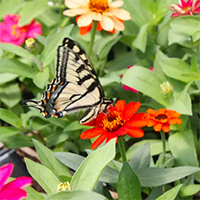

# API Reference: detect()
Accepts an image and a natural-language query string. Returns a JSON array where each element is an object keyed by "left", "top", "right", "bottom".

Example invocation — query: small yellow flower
[
  {"left": 25, "top": 38, "right": 36, "bottom": 49},
  {"left": 160, "top": 81, "right": 173, "bottom": 95},
  {"left": 57, "top": 181, "right": 71, "bottom": 192},
  {"left": 63, "top": 0, "right": 131, "bottom": 34}
]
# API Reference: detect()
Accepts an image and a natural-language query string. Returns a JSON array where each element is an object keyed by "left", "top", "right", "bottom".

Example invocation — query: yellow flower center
[
  {"left": 155, "top": 114, "right": 167, "bottom": 122},
  {"left": 89, "top": 0, "right": 109, "bottom": 13},
  {"left": 11, "top": 25, "right": 26, "bottom": 38},
  {"left": 25, "top": 38, "right": 36, "bottom": 48},
  {"left": 57, "top": 181, "right": 71, "bottom": 192},
  {"left": 11, "top": 25, "right": 18, "bottom": 36},
  {"left": 102, "top": 111, "right": 125, "bottom": 132}
]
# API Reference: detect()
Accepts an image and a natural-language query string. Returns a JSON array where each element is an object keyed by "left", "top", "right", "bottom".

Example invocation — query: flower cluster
[
  {"left": 0, "top": 163, "right": 32, "bottom": 200},
  {"left": 0, "top": 14, "right": 42, "bottom": 46},
  {"left": 170, "top": 0, "right": 200, "bottom": 17},
  {"left": 81, "top": 100, "right": 146, "bottom": 149},
  {"left": 63, "top": 0, "right": 131, "bottom": 35}
]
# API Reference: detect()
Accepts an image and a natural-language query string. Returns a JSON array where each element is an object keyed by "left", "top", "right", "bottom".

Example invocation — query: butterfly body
[{"left": 25, "top": 38, "right": 113, "bottom": 124}]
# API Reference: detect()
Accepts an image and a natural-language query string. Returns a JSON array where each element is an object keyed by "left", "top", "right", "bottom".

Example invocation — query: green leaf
[
  {"left": 25, "top": 158, "right": 60, "bottom": 195},
  {"left": 168, "top": 130, "right": 199, "bottom": 174},
  {"left": 156, "top": 184, "right": 182, "bottom": 200},
  {"left": 132, "top": 23, "right": 149, "bottom": 52},
  {"left": 127, "top": 140, "right": 170, "bottom": 159},
  {"left": 180, "top": 184, "right": 200, "bottom": 197},
  {"left": 1, "top": 134, "right": 33, "bottom": 148},
  {"left": 0, "top": 108, "right": 21, "bottom": 128},
  {"left": 63, "top": 121, "right": 85, "bottom": 132},
  {"left": 99, "top": 72, "right": 121, "bottom": 87},
  {"left": 168, "top": 83, "right": 192, "bottom": 115},
  {"left": 129, "top": 143, "right": 151, "bottom": 170},
  {"left": 0, "top": 73, "right": 18, "bottom": 85},
  {"left": 0, "top": 43, "right": 34, "bottom": 61},
  {"left": 0, "top": 127, "right": 19, "bottom": 140},
  {"left": 18, "top": 0, "right": 48, "bottom": 26},
  {"left": 170, "top": 15, "right": 200, "bottom": 41},
  {"left": 123, "top": 0, "right": 151, "bottom": 26},
  {"left": 0, "top": 0, "right": 23, "bottom": 20},
  {"left": 71, "top": 139, "right": 116, "bottom": 190},
  {"left": 33, "top": 67, "right": 49, "bottom": 89},
  {"left": 0, "top": 83, "right": 21, "bottom": 107},
  {"left": 118, "top": 162, "right": 142, "bottom": 200},
  {"left": 46, "top": 190, "right": 107, "bottom": 200},
  {"left": 0, "top": 58, "right": 36, "bottom": 78},
  {"left": 25, "top": 187, "right": 45, "bottom": 200},
  {"left": 121, "top": 66, "right": 169, "bottom": 106},
  {"left": 55, "top": 152, "right": 118, "bottom": 184},
  {"left": 40, "top": 25, "right": 74, "bottom": 67},
  {"left": 136, "top": 167, "right": 200, "bottom": 187},
  {"left": 33, "top": 139, "right": 71, "bottom": 178}
]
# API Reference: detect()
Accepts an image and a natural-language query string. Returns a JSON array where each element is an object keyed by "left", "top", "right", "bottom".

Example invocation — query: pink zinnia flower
[
  {"left": 0, "top": 163, "right": 32, "bottom": 200},
  {"left": 170, "top": 0, "right": 200, "bottom": 17},
  {"left": 121, "top": 66, "right": 154, "bottom": 93},
  {"left": 0, "top": 14, "right": 42, "bottom": 46}
]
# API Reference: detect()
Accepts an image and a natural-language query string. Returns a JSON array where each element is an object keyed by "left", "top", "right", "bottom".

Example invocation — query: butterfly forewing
[{"left": 25, "top": 37, "right": 112, "bottom": 123}]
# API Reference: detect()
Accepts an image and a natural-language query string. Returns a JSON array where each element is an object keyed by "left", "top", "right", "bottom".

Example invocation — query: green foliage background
[{"left": 0, "top": 0, "right": 200, "bottom": 199}]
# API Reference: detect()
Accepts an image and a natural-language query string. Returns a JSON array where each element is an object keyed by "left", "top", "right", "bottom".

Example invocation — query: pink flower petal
[
  {"left": 0, "top": 164, "right": 13, "bottom": 190},
  {"left": 2, "top": 177, "right": 32, "bottom": 191},
  {"left": 26, "top": 21, "right": 42, "bottom": 38},
  {"left": 0, "top": 188, "right": 27, "bottom": 200}
]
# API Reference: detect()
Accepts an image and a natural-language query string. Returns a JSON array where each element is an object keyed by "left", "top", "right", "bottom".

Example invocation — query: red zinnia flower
[
  {"left": 80, "top": 100, "right": 146, "bottom": 149},
  {"left": 170, "top": 0, "right": 200, "bottom": 17},
  {"left": 145, "top": 108, "right": 182, "bottom": 133}
]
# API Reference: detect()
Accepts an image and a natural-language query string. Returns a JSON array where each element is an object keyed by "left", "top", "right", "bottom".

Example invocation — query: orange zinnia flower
[
  {"left": 81, "top": 100, "right": 146, "bottom": 149},
  {"left": 145, "top": 108, "right": 182, "bottom": 133},
  {"left": 63, "top": 0, "right": 131, "bottom": 35}
]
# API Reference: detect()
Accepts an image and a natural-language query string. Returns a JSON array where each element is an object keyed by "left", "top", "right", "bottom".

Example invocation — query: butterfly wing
[{"left": 26, "top": 38, "right": 109, "bottom": 123}]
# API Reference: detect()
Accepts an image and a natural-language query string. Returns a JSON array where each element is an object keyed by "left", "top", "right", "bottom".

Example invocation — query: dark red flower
[{"left": 81, "top": 100, "right": 146, "bottom": 149}]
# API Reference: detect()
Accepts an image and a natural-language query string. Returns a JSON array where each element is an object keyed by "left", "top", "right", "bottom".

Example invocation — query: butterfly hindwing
[{"left": 26, "top": 37, "right": 112, "bottom": 123}]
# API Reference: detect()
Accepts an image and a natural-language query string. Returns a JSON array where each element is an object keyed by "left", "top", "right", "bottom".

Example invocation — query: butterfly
[{"left": 25, "top": 38, "right": 113, "bottom": 124}]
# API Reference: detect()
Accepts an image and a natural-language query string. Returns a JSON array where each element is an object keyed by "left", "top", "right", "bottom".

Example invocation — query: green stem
[
  {"left": 118, "top": 137, "right": 127, "bottom": 163},
  {"left": 160, "top": 130, "right": 166, "bottom": 163},
  {"left": 88, "top": 21, "right": 98, "bottom": 57}
]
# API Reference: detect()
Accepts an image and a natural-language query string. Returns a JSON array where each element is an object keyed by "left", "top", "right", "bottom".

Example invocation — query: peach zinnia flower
[
  {"left": 81, "top": 100, "right": 146, "bottom": 149},
  {"left": 145, "top": 108, "right": 182, "bottom": 132},
  {"left": 63, "top": 0, "right": 131, "bottom": 35},
  {"left": 170, "top": 0, "right": 200, "bottom": 17}
]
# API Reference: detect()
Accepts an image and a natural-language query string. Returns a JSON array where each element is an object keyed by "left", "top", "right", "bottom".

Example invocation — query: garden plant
[{"left": 0, "top": 0, "right": 200, "bottom": 199}]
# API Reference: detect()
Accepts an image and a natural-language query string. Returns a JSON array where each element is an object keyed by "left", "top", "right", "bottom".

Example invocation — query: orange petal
[
  {"left": 80, "top": 128, "right": 104, "bottom": 139},
  {"left": 122, "top": 102, "right": 141, "bottom": 119},
  {"left": 114, "top": 100, "right": 126, "bottom": 112},
  {"left": 115, "top": 126, "right": 129, "bottom": 136},
  {"left": 162, "top": 124, "right": 170, "bottom": 133},
  {"left": 128, "top": 128, "right": 144, "bottom": 138},
  {"left": 153, "top": 123, "right": 162, "bottom": 132},
  {"left": 169, "top": 118, "right": 182, "bottom": 125},
  {"left": 158, "top": 109, "right": 167, "bottom": 115},
  {"left": 146, "top": 108, "right": 157, "bottom": 116},
  {"left": 79, "top": 23, "right": 92, "bottom": 35},
  {"left": 97, "top": 22, "right": 103, "bottom": 31},
  {"left": 146, "top": 119, "right": 156, "bottom": 127},
  {"left": 125, "top": 113, "right": 147, "bottom": 127},
  {"left": 91, "top": 134, "right": 106, "bottom": 149},
  {"left": 168, "top": 110, "right": 181, "bottom": 118}
]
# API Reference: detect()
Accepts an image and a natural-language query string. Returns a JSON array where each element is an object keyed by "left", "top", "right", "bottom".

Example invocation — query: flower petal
[
  {"left": 109, "top": 0, "right": 124, "bottom": 8},
  {"left": 114, "top": 100, "right": 126, "bottom": 112},
  {"left": 125, "top": 113, "right": 147, "bottom": 127},
  {"left": 100, "top": 15, "right": 114, "bottom": 31},
  {"left": 128, "top": 128, "right": 144, "bottom": 138},
  {"left": 80, "top": 128, "right": 105, "bottom": 139},
  {"left": 111, "top": 16, "right": 124, "bottom": 31},
  {"left": 162, "top": 124, "right": 170, "bottom": 133},
  {"left": 90, "top": 12, "right": 102, "bottom": 21},
  {"left": 2, "top": 177, "right": 32, "bottom": 190},
  {"left": 63, "top": 8, "right": 89, "bottom": 17},
  {"left": 153, "top": 123, "right": 162, "bottom": 132},
  {"left": 115, "top": 9, "right": 131, "bottom": 20},
  {"left": 146, "top": 119, "right": 156, "bottom": 127},
  {"left": 91, "top": 134, "right": 106, "bottom": 149},
  {"left": 65, "top": 0, "right": 87, "bottom": 8},
  {"left": 169, "top": 118, "right": 182, "bottom": 125},
  {"left": 77, "top": 13, "right": 93, "bottom": 27},
  {"left": 122, "top": 102, "right": 141, "bottom": 119},
  {"left": 0, "top": 163, "right": 13, "bottom": 190},
  {"left": 146, "top": 108, "right": 157, "bottom": 116},
  {"left": 0, "top": 188, "right": 27, "bottom": 200},
  {"left": 79, "top": 23, "right": 92, "bottom": 35}
]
